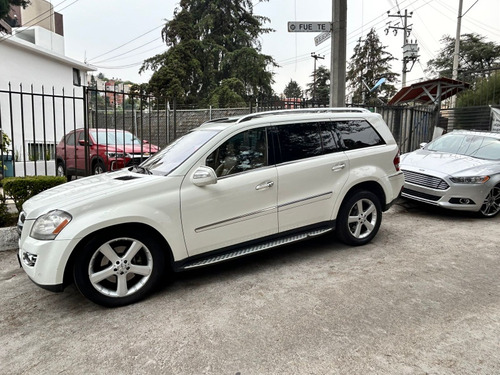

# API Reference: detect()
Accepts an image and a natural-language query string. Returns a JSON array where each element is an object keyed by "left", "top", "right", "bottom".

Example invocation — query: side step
[{"left": 180, "top": 228, "right": 332, "bottom": 270}]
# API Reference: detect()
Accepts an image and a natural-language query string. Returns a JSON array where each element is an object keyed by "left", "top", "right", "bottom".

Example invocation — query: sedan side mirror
[
  {"left": 419, "top": 142, "right": 428, "bottom": 149},
  {"left": 191, "top": 166, "right": 217, "bottom": 187}
]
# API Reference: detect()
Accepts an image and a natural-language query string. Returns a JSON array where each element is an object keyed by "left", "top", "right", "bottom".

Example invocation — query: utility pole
[
  {"left": 311, "top": 52, "right": 324, "bottom": 103},
  {"left": 386, "top": 9, "right": 419, "bottom": 87},
  {"left": 452, "top": 0, "right": 463, "bottom": 81},
  {"left": 329, "top": 0, "right": 347, "bottom": 107}
]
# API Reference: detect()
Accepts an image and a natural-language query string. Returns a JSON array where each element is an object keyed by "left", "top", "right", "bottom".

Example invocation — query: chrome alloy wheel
[
  {"left": 347, "top": 198, "right": 378, "bottom": 239},
  {"left": 480, "top": 185, "right": 500, "bottom": 217},
  {"left": 88, "top": 237, "right": 153, "bottom": 298}
]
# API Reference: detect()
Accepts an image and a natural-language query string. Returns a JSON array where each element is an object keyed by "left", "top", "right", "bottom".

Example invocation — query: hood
[
  {"left": 22, "top": 170, "right": 149, "bottom": 219},
  {"left": 400, "top": 149, "right": 496, "bottom": 176}
]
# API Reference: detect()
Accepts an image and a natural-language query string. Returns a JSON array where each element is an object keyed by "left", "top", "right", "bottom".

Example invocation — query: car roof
[{"left": 198, "top": 108, "right": 376, "bottom": 130}]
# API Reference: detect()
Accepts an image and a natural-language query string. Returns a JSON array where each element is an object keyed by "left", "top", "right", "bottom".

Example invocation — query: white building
[{"left": 0, "top": 0, "right": 95, "bottom": 177}]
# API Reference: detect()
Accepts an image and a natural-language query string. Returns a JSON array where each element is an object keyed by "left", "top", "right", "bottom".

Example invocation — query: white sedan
[{"left": 400, "top": 130, "right": 500, "bottom": 217}]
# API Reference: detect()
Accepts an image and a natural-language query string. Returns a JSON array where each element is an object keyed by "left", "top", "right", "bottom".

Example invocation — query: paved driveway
[{"left": 1, "top": 201, "right": 500, "bottom": 374}]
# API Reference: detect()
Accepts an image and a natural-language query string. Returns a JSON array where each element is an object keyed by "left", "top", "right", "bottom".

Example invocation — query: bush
[
  {"left": 0, "top": 194, "right": 16, "bottom": 227},
  {"left": 2, "top": 175, "right": 67, "bottom": 212}
]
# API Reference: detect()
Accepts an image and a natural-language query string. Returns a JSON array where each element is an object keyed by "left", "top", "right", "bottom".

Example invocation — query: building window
[{"left": 73, "top": 68, "right": 82, "bottom": 86}]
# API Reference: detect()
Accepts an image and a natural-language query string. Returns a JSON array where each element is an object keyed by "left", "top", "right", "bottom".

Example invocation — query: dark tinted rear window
[
  {"left": 336, "top": 120, "right": 384, "bottom": 150},
  {"left": 276, "top": 123, "right": 323, "bottom": 163}
]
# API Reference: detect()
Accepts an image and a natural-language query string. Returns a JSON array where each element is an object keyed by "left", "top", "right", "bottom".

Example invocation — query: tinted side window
[
  {"left": 65, "top": 133, "right": 76, "bottom": 146},
  {"left": 277, "top": 123, "right": 322, "bottom": 163},
  {"left": 336, "top": 120, "right": 385, "bottom": 150},
  {"left": 319, "top": 122, "right": 342, "bottom": 154},
  {"left": 206, "top": 128, "right": 268, "bottom": 177}
]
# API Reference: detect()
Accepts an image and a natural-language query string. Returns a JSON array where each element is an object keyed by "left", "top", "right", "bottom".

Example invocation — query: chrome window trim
[{"left": 195, "top": 206, "right": 277, "bottom": 233}]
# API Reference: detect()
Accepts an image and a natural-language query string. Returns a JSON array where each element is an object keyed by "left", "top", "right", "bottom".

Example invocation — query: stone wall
[{"left": 89, "top": 107, "right": 251, "bottom": 148}]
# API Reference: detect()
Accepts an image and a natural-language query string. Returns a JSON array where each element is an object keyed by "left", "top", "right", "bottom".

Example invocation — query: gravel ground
[{"left": 1, "top": 200, "right": 499, "bottom": 375}]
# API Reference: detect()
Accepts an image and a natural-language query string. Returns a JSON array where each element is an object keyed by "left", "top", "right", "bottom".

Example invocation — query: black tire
[
  {"left": 479, "top": 184, "right": 500, "bottom": 218},
  {"left": 93, "top": 160, "right": 106, "bottom": 174},
  {"left": 56, "top": 162, "right": 65, "bottom": 177},
  {"left": 336, "top": 190, "right": 382, "bottom": 246},
  {"left": 73, "top": 228, "right": 166, "bottom": 307}
]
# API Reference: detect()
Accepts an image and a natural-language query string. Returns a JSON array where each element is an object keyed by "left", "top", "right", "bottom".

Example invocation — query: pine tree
[
  {"left": 346, "top": 28, "right": 399, "bottom": 105},
  {"left": 283, "top": 80, "right": 302, "bottom": 98},
  {"left": 306, "top": 66, "right": 330, "bottom": 105},
  {"left": 141, "top": 0, "right": 276, "bottom": 107}
]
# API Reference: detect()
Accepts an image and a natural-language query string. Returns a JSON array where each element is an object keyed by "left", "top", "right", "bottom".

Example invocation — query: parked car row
[{"left": 15, "top": 109, "right": 500, "bottom": 308}]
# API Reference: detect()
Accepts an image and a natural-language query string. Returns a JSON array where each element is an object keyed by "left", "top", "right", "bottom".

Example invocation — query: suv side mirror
[
  {"left": 419, "top": 142, "right": 427, "bottom": 149},
  {"left": 191, "top": 166, "right": 217, "bottom": 187}
]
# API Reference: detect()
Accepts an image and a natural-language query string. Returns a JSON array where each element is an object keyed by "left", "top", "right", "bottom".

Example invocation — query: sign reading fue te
[{"left": 287, "top": 22, "right": 332, "bottom": 32}]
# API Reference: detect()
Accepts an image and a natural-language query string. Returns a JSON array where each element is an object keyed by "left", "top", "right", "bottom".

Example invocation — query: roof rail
[{"left": 235, "top": 107, "right": 371, "bottom": 123}]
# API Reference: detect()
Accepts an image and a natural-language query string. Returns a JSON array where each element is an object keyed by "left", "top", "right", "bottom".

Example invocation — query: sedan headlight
[
  {"left": 449, "top": 176, "right": 490, "bottom": 184},
  {"left": 30, "top": 210, "right": 72, "bottom": 240}
]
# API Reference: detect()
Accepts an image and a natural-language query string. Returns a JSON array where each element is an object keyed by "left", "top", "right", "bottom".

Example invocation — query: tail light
[{"left": 393, "top": 150, "right": 401, "bottom": 171}]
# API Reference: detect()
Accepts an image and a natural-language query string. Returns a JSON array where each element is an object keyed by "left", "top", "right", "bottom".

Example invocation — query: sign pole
[{"left": 329, "top": 0, "right": 347, "bottom": 107}]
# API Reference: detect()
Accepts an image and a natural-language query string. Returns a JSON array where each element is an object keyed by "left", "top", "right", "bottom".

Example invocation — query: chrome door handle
[
  {"left": 332, "top": 163, "right": 346, "bottom": 172},
  {"left": 255, "top": 181, "right": 274, "bottom": 190}
]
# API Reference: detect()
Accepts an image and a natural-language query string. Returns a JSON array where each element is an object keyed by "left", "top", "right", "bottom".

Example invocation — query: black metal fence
[{"left": 1, "top": 81, "right": 497, "bottom": 178}]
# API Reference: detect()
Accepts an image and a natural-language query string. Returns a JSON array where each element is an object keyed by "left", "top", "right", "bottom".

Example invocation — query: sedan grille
[{"left": 402, "top": 170, "right": 449, "bottom": 190}]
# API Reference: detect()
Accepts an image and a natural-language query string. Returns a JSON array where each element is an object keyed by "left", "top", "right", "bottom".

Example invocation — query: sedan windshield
[
  {"left": 91, "top": 130, "right": 142, "bottom": 146},
  {"left": 426, "top": 134, "right": 500, "bottom": 161},
  {"left": 140, "top": 129, "right": 220, "bottom": 175}
]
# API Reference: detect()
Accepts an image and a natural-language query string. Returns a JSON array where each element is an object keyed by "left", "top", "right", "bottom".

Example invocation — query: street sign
[
  {"left": 287, "top": 22, "right": 331, "bottom": 33},
  {"left": 314, "top": 31, "right": 331, "bottom": 46}
]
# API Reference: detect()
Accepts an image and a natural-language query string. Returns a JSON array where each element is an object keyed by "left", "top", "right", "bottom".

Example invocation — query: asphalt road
[{"left": 1, "top": 200, "right": 500, "bottom": 375}]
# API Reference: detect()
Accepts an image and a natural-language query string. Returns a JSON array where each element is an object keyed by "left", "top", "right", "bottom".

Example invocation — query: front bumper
[
  {"left": 18, "top": 234, "right": 75, "bottom": 289},
  {"left": 401, "top": 182, "right": 489, "bottom": 212}
]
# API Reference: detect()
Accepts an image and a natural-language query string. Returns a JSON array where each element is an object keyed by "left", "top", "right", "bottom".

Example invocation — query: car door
[
  {"left": 63, "top": 131, "right": 78, "bottom": 173},
  {"left": 75, "top": 130, "right": 88, "bottom": 174},
  {"left": 274, "top": 121, "right": 350, "bottom": 232},
  {"left": 180, "top": 127, "right": 278, "bottom": 256}
]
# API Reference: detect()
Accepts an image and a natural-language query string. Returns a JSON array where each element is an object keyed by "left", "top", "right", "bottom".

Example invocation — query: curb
[{"left": 0, "top": 226, "right": 19, "bottom": 252}]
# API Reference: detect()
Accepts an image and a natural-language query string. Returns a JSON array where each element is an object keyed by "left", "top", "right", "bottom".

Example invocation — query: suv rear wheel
[{"left": 336, "top": 190, "right": 382, "bottom": 246}]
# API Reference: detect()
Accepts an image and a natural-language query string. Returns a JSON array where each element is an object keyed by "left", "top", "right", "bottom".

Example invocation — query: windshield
[
  {"left": 426, "top": 133, "right": 500, "bottom": 160},
  {"left": 140, "top": 129, "right": 220, "bottom": 175},
  {"left": 91, "top": 130, "right": 142, "bottom": 146}
]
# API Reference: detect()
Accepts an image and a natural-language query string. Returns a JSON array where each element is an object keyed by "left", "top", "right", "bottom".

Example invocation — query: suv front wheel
[
  {"left": 73, "top": 228, "right": 166, "bottom": 307},
  {"left": 336, "top": 190, "right": 382, "bottom": 246}
]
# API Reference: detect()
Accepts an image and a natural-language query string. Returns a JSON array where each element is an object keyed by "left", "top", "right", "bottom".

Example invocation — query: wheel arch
[
  {"left": 62, "top": 222, "right": 174, "bottom": 287},
  {"left": 340, "top": 181, "right": 386, "bottom": 212}
]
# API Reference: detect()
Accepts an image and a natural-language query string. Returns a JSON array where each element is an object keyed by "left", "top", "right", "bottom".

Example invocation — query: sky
[{"left": 59, "top": 0, "right": 500, "bottom": 96}]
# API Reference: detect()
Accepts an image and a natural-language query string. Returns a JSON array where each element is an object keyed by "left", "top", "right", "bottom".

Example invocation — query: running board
[{"left": 180, "top": 228, "right": 332, "bottom": 270}]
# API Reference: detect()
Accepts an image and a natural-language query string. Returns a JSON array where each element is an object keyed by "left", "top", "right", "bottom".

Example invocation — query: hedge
[{"left": 2, "top": 175, "right": 67, "bottom": 212}]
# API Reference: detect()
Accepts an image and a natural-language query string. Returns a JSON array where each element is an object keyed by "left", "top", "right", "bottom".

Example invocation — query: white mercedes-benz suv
[{"left": 18, "top": 108, "right": 404, "bottom": 306}]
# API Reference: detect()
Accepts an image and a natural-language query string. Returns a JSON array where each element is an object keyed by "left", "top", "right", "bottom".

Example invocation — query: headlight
[
  {"left": 30, "top": 210, "right": 72, "bottom": 240},
  {"left": 106, "top": 152, "right": 130, "bottom": 158},
  {"left": 449, "top": 176, "right": 490, "bottom": 184}
]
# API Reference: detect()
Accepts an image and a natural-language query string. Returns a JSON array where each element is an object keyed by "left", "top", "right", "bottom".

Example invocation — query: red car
[{"left": 56, "top": 128, "right": 159, "bottom": 179}]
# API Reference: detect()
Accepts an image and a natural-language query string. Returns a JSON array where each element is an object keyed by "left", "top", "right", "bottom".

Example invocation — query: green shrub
[
  {"left": 2, "top": 175, "right": 67, "bottom": 212},
  {"left": 0, "top": 194, "right": 16, "bottom": 227}
]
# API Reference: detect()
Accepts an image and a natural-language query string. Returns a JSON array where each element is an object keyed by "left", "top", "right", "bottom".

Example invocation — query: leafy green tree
[
  {"left": 0, "top": 0, "right": 29, "bottom": 21},
  {"left": 306, "top": 66, "right": 330, "bottom": 104},
  {"left": 426, "top": 33, "right": 500, "bottom": 81},
  {"left": 208, "top": 78, "right": 246, "bottom": 108},
  {"left": 283, "top": 80, "right": 302, "bottom": 98},
  {"left": 457, "top": 71, "right": 500, "bottom": 107},
  {"left": 140, "top": 0, "right": 276, "bottom": 106},
  {"left": 346, "top": 28, "right": 399, "bottom": 105}
]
